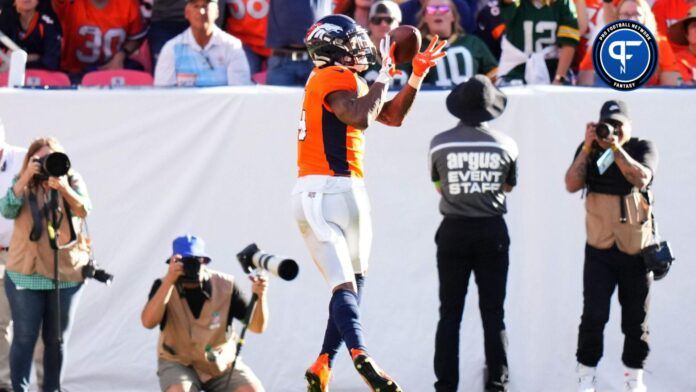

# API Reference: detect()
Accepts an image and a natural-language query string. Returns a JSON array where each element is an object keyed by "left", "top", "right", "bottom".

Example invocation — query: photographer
[
  {"left": 0, "top": 137, "right": 90, "bottom": 392},
  {"left": 141, "top": 235, "right": 267, "bottom": 392},
  {"left": 565, "top": 101, "right": 658, "bottom": 392}
]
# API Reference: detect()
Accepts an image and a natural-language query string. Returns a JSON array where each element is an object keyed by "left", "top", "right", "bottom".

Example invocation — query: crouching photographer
[
  {"left": 565, "top": 101, "right": 669, "bottom": 392},
  {"left": 141, "top": 235, "right": 268, "bottom": 392},
  {"left": 0, "top": 137, "right": 92, "bottom": 392}
]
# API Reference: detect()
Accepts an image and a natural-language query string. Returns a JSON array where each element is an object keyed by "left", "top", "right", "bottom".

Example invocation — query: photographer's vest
[
  {"left": 158, "top": 271, "right": 236, "bottom": 383},
  {"left": 6, "top": 185, "right": 89, "bottom": 282},
  {"left": 585, "top": 190, "right": 653, "bottom": 255}
]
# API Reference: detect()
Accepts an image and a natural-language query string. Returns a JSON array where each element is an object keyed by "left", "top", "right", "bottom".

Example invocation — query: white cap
[{"left": 369, "top": 0, "right": 402, "bottom": 23}]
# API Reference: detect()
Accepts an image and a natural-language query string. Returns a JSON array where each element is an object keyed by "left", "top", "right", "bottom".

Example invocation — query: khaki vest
[
  {"left": 7, "top": 183, "right": 90, "bottom": 282},
  {"left": 585, "top": 191, "right": 653, "bottom": 255},
  {"left": 158, "top": 271, "right": 236, "bottom": 383}
]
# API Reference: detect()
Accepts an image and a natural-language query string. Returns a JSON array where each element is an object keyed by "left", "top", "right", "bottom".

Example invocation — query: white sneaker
[
  {"left": 624, "top": 367, "right": 647, "bottom": 392},
  {"left": 577, "top": 363, "right": 597, "bottom": 392}
]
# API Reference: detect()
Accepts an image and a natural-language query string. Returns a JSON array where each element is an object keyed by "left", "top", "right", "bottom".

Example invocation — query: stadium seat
[
  {"left": 0, "top": 70, "right": 71, "bottom": 87},
  {"left": 81, "top": 70, "right": 154, "bottom": 87}
]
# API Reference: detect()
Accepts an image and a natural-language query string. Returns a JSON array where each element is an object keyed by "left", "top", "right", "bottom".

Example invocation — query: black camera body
[
  {"left": 595, "top": 122, "right": 617, "bottom": 139},
  {"left": 179, "top": 256, "right": 203, "bottom": 284},
  {"left": 33, "top": 152, "right": 71, "bottom": 181},
  {"left": 81, "top": 260, "right": 114, "bottom": 285}
]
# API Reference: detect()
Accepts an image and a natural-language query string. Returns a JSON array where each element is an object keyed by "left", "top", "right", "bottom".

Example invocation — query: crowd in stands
[{"left": 0, "top": 0, "right": 694, "bottom": 87}]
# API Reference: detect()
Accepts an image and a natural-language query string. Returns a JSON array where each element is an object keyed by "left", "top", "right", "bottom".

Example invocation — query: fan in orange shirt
[
  {"left": 652, "top": 0, "right": 692, "bottom": 38},
  {"left": 53, "top": 0, "right": 147, "bottom": 77},
  {"left": 577, "top": 0, "right": 681, "bottom": 86},
  {"left": 293, "top": 14, "right": 446, "bottom": 392},
  {"left": 668, "top": 6, "right": 696, "bottom": 84},
  {"left": 224, "top": 0, "right": 271, "bottom": 73}
]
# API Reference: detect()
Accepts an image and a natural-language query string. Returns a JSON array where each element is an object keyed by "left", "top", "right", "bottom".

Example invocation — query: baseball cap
[
  {"left": 168, "top": 234, "right": 211, "bottom": 263},
  {"left": 599, "top": 100, "right": 630, "bottom": 124},
  {"left": 369, "top": 0, "right": 402, "bottom": 23}
]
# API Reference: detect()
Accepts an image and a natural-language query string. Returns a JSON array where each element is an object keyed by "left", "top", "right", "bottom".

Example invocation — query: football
[{"left": 388, "top": 25, "right": 422, "bottom": 64}]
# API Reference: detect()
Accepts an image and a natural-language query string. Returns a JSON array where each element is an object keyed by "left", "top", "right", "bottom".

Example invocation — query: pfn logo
[{"left": 608, "top": 41, "right": 643, "bottom": 74}]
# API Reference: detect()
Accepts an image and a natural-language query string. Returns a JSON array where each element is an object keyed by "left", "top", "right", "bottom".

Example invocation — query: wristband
[
  {"left": 375, "top": 69, "right": 393, "bottom": 86},
  {"left": 610, "top": 144, "right": 619, "bottom": 152},
  {"left": 407, "top": 73, "right": 424, "bottom": 89},
  {"left": 581, "top": 144, "right": 592, "bottom": 153}
]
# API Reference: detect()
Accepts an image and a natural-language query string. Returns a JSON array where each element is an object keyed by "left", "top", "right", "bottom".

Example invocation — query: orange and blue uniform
[{"left": 298, "top": 65, "right": 369, "bottom": 178}]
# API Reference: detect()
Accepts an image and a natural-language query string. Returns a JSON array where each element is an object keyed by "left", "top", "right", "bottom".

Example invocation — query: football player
[{"left": 291, "top": 14, "right": 446, "bottom": 392}]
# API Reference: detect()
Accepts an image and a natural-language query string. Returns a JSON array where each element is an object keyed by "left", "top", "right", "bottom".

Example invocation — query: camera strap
[{"left": 28, "top": 192, "right": 44, "bottom": 241}]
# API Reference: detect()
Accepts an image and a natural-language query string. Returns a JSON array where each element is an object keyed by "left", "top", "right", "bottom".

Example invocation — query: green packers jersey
[
  {"left": 418, "top": 34, "right": 499, "bottom": 88},
  {"left": 500, "top": 0, "right": 580, "bottom": 81}
]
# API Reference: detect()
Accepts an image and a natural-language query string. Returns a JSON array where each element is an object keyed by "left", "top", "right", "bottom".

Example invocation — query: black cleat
[{"left": 351, "top": 349, "right": 402, "bottom": 392}]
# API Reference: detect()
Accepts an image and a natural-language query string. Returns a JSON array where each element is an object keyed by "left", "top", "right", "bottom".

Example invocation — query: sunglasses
[
  {"left": 425, "top": 5, "right": 451, "bottom": 15},
  {"left": 370, "top": 16, "right": 396, "bottom": 25}
]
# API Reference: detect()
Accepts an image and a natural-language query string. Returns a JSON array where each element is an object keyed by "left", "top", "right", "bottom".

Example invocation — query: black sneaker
[{"left": 351, "top": 349, "right": 402, "bottom": 392}]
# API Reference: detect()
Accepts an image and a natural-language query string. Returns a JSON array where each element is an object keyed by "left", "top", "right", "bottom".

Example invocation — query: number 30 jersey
[
  {"left": 53, "top": 0, "right": 146, "bottom": 74},
  {"left": 297, "top": 66, "right": 369, "bottom": 178}
]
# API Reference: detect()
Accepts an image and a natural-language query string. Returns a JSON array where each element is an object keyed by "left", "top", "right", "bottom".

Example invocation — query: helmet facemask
[{"left": 345, "top": 27, "right": 377, "bottom": 72}]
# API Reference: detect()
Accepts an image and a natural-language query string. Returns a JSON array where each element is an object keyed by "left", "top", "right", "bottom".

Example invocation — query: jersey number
[
  {"left": 298, "top": 110, "right": 307, "bottom": 141},
  {"left": 432, "top": 46, "right": 474, "bottom": 87},
  {"left": 227, "top": 0, "right": 269, "bottom": 19},
  {"left": 522, "top": 21, "right": 557, "bottom": 54},
  {"left": 76, "top": 26, "right": 126, "bottom": 64}
]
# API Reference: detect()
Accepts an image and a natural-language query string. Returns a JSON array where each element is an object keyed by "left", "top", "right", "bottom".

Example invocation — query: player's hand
[
  {"left": 250, "top": 274, "right": 268, "bottom": 298},
  {"left": 412, "top": 35, "right": 447, "bottom": 77},
  {"left": 379, "top": 35, "right": 401, "bottom": 78},
  {"left": 164, "top": 255, "right": 184, "bottom": 285}
]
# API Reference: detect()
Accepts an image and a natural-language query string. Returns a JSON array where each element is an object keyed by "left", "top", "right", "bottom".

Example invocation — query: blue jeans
[
  {"left": 242, "top": 45, "right": 267, "bottom": 75},
  {"left": 266, "top": 55, "right": 313, "bottom": 86},
  {"left": 5, "top": 279, "right": 83, "bottom": 392}
]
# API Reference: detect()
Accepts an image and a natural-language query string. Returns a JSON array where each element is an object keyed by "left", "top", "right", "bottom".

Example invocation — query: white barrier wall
[{"left": 0, "top": 86, "right": 694, "bottom": 392}]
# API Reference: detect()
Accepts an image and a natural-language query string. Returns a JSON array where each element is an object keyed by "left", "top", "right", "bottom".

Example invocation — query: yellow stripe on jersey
[{"left": 558, "top": 25, "right": 581, "bottom": 42}]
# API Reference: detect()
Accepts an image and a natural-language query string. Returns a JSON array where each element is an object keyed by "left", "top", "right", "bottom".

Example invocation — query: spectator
[
  {"left": 361, "top": 0, "right": 408, "bottom": 85},
  {"left": 224, "top": 0, "right": 270, "bottom": 75},
  {"left": 668, "top": 6, "right": 696, "bottom": 84},
  {"left": 400, "top": 0, "right": 476, "bottom": 33},
  {"left": 335, "top": 0, "right": 374, "bottom": 27},
  {"left": 577, "top": 0, "right": 681, "bottom": 86},
  {"left": 0, "top": 0, "right": 61, "bottom": 70},
  {"left": 474, "top": 0, "right": 505, "bottom": 59},
  {"left": 572, "top": 0, "right": 616, "bottom": 72},
  {"left": 652, "top": 0, "right": 693, "bottom": 39},
  {"left": 53, "top": 0, "right": 147, "bottom": 82},
  {"left": 412, "top": 0, "right": 497, "bottom": 87},
  {"left": 0, "top": 136, "right": 91, "bottom": 392},
  {"left": 154, "top": 0, "right": 251, "bottom": 86},
  {"left": 148, "top": 0, "right": 189, "bottom": 66},
  {"left": 497, "top": 0, "right": 580, "bottom": 85},
  {"left": 265, "top": 0, "right": 331, "bottom": 86}
]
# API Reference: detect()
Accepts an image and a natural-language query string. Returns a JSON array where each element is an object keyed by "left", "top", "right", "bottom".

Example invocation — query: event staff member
[
  {"left": 428, "top": 75, "right": 518, "bottom": 392},
  {"left": 565, "top": 101, "right": 658, "bottom": 392},
  {"left": 0, "top": 137, "right": 90, "bottom": 392},
  {"left": 141, "top": 234, "right": 268, "bottom": 392}
]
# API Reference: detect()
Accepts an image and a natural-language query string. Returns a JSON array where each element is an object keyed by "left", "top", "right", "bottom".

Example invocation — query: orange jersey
[
  {"left": 53, "top": 0, "right": 146, "bottom": 73},
  {"left": 224, "top": 0, "right": 271, "bottom": 56},
  {"left": 674, "top": 47, "right": 696, "bottom": 83},
  {"left": 579, "top": 34, "right": 678, "bottom": 85},
  {"left": 298, "top": 66, "right": 369, "bottom": 178},
  {"left": 652, "top": 0, "right": 691, "bottom": 37}
]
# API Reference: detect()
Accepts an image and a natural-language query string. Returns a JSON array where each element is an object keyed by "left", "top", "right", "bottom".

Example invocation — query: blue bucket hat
[{"left": 167, "top": 234, "right": 211, "bottom": 263}]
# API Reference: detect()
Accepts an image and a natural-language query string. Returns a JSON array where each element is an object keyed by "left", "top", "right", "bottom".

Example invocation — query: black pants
[
  {"left": 434, "top": 216, "right": 510, "bottom": 392},
  {"left": 576, "top": 244, "right": 652, "bottom": 369}
]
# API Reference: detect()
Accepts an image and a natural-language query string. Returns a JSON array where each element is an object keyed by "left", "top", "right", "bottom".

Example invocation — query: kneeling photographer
[
  {"left": 141, "top": 235, "right": 268, "bottom": 392},
  {"left": 565, "top": 101, "right": 665, "bottom": 392},
  {"left": 0, "top": 137, "right": 91, "bottom": 392}
]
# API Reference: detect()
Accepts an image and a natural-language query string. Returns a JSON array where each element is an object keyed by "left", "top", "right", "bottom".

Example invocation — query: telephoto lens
[{"left": 595, "top": 122, "right": 615, "bottom": 139}]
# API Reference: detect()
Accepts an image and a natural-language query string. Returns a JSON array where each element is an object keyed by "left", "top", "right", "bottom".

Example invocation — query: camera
[
  {"left": 179, "top": 256, "right": 203, "bottom": 284},
  {"left": 33, "top": 152, "right": 71, "bottom": 181},
  {"left": 595, "top": 122, "right": 617, "bottom": 139},
  {"left": 81, "top": 260, "right": 114, "bottom": 285},
  {"left": 237, "top": 243, "right": 299, "bottom": 281}
]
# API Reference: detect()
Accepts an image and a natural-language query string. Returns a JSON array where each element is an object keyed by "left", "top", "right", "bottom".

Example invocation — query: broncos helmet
[{"left": 305, "top": 14, "right": 377, "bottom": 69}]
